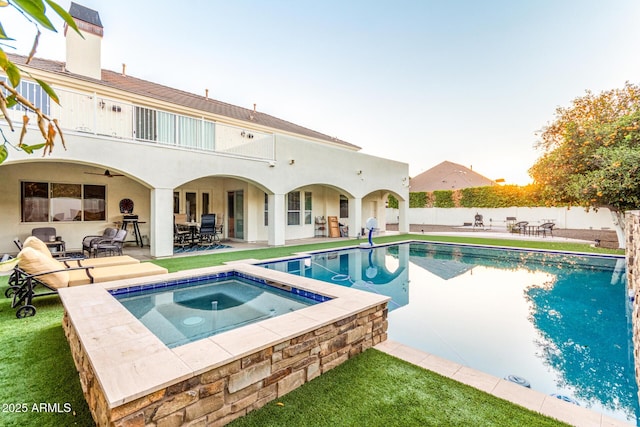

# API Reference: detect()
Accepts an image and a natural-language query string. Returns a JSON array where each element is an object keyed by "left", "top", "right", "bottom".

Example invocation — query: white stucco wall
[
  {"left": 1, "top": 123, "right": 409, "bottom": 255},
  {"left": 386, "top": 206, "right": 617, "bottom": 230}
]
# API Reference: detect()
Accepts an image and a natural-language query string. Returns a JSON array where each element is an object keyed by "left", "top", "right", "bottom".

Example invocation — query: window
[
  {"left": 1, "top": 78, "right": 50, "bottom": 115},
  {"left": 21, "top": 182, "right": 49, "bottom": 222},
  {"left": 135, "top": 106, "right": 157, "bottom": 141},
  {"left": 340, "top": 195, "right": 349, "bottom": 218},
  {"left": 51, "top": 183, "right": 81, "bottom": 221},
  {"left": 304, "top": 191, "right": 312, "bottom": 225},
  {"left": 83, "top": 185, "right": 106, "bottom": 221},
  {"left": 264, "top": 193, "right": 269, "bottom": 226},
  {"left": 202, "top": 193, "right": 210, "bottom": 215},
  {"left": 185, "top": 192, "right": 197, "bottom": 222},
  {"left": 173, "top": 191, "right": 180, "bottom": 214},
  {"left": 21, "top": 182, "right": 106, "bottom": 222},
  {"left": 287, "top": 192, "right": 300, "bottom": 225}
]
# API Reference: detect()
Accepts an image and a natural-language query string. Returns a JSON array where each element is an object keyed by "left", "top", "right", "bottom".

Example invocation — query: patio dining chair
[
  {"left": 511, "top": 221, "right": 528, "bottom": 234},
  {"left": 537, "top": 222, "right": 555, "bottom": 238},
  {"left": 199, "top": 214, "right": 219, "bottom": 244},
  {"left": 174, "top": 215, "right": 191, "bottom": 246}
]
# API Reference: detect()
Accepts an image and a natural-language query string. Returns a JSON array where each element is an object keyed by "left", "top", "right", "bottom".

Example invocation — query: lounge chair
[
  {"left": 82, "top": 227, "right": 118, "bottom": 256},
  {"left": 22, "top": 236, "right": 140, "bottom": 268},
  {"left": 7, "top": 247, "right": 168, "bottom": 318},
  {"left": 93, "top": 228, "right": 128, "bottom": 257}
]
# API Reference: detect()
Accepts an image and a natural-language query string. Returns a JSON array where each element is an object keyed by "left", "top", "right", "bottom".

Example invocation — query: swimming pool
[
  {"left": 112, "top": 272, "right": 327, "bottom": 348},
  {"left": 260, "top": 241, "right": 638, "bottom": 425}
]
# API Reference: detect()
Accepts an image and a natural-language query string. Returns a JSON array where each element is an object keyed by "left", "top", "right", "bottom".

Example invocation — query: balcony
[{"left": 2, "top": 81, "right": 275, "bottom": 161}]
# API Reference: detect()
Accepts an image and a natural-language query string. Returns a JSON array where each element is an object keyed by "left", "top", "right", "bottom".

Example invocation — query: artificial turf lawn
[
  {"left": 228, "top": 349, "right": 568, "bottom": 427},
  {"left": 0, "top": 234, "right": 611, "bottom": 426}
]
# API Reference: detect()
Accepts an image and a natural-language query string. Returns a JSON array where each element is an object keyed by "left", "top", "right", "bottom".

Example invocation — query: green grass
[
  {"left": 0, "top": 233, "right": 616, "bottom": 426},
  {"left": 228, "top": 349, "right": 568, "bottom": 427}
]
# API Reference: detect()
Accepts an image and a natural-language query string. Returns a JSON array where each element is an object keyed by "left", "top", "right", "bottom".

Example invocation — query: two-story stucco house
[{"left": 0, "top": 3, "right": 409, "bottom": 258}]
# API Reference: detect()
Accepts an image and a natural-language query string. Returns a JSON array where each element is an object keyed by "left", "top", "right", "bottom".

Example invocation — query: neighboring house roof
[
  {"left": 7, "top": 53, "right": 359, "bottom": 150},
  {"left": 410, "top": 161, "right": 496, "bottom": 192}
]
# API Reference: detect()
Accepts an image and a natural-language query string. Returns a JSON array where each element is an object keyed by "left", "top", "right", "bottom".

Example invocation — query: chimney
[{"left": 64, "top": 2, "right": 103, "bottom": 79}]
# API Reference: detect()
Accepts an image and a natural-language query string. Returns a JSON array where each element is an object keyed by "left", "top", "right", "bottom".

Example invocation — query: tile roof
[
  {"left": 7, "top": 53, "right": 359, "bottom": 150},
  {"left": 410, "top": 161, "right": 496, "bottom": 192}
]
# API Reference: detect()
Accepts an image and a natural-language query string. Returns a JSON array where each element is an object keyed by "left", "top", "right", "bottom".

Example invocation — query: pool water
[
  {"left": 114, "top": 275, "right": 320, "bottom": 348},
  {"left": 260, "top": 242, "right": 638, "bottom": 424}
]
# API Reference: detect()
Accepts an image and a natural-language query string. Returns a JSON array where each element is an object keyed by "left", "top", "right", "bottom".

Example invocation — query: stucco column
[
  {"left": 268, "top": 193, "right": 285, "bottom": 246},
  {"left": 397, "top": 197, "right": 409, "bottom": 234},
  {"left": 150, "top": 187, "right": 174, "bottom": 258},
  {"left": 348, "top": 197, "right": 362, "bottom": 238}
]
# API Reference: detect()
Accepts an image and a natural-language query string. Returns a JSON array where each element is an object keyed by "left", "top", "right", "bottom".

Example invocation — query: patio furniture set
[
  {"left": 173, "top": 213, "right": 224, "bottom": 247},
  {"left": 506, "top": 217, "right": 555, "bottom": 237}
]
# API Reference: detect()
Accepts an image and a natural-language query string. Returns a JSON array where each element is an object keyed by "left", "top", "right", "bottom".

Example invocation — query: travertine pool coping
[
  {"left": 58, "top": 263, "right": 389, "bottom": 408},
  {"left": 376, "top": 340, "right": 632, "bottom": 427}
]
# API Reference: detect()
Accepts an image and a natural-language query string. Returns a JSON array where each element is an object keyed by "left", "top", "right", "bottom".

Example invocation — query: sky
[{"left": 3, "top": 0, "right": 640, "bottom": 184}]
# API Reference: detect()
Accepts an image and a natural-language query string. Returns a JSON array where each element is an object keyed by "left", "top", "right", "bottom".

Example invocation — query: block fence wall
[
  {"left": 386, "top": 206, "right": 616, "bottom": 230},
  {"left": 627, "top": 210, "right": 640, "bottom": 407},
  {"left": 63, "top": 303, "right": 388, "bottom": 427}
]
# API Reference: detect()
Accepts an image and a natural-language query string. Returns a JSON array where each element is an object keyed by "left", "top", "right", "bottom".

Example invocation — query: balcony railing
[{"left": 3, "top": 82, "right": 275, "bottom": 161}]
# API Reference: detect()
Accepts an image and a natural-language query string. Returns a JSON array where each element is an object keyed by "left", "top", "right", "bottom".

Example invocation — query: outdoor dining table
[
  {"left": 526, "top": 225, "right": 539, "bottom": 236},
  {"left": 179, "top": 222, "right": 200, "bottom": 245}
]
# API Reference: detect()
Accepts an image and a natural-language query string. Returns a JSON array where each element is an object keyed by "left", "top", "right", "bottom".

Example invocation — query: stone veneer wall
[
  {"left": 624, "top": 211, "right": 640, "bottom": 410},
  {"left": 627, "top": 210, "right": 640, "bottom": 406},
  {"left": 63, "top": 303, "right": 388, "bottom": 427}
]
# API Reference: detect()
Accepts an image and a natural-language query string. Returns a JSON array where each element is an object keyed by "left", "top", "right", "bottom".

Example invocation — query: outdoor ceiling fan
[{"left": 84, "top": 169, "right": 124, "bottom": 178}]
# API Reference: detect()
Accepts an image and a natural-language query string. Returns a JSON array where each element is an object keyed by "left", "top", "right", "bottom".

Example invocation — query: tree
[
  {"left": 529, "top": 83, "right": 640, "bottom": 248},
  {"left": 0, "top": 0, "right": 80, "bottom": 163}
]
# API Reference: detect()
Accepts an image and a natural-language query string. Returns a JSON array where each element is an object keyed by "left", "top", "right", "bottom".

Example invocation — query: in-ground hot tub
[{"left": 60, "top": 263, "right": 389, "bottom": 426}]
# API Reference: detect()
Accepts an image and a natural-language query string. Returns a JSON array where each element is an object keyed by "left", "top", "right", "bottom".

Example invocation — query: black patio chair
[
  {"left": 511, "top": 221, "right": 528, "bottom": 234},
  {"left": 537, "top": 222, "right": 555, "bottom": 238},
  {"left": 199, "top": 214, "right": 219, "bottom": 244},
  {"left": 473, "top": 214, "right": 484, "bottom": 229}
]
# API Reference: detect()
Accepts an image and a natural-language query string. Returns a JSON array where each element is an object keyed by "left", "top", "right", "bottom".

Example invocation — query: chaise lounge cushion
[
  {"left": 23, "top": 236, "right": 54, "bottom": 257},
  {"left": 23, "top": 236, "right": 140, "bottom": 268},
  {"left": 17, "top": 247, "right": 69, "bottom": 289},
  {"left": 63, "top": 256, "right": 140, "bottom": 268},
  {"left": 17, "top": 247, "right": 168, "bottom": 288},
  {"left": 66, "top": 263, "right": 168, "bottom": 287}
]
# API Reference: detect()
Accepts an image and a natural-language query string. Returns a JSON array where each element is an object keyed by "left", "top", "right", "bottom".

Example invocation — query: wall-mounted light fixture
[
  {"left": 289, "top": 159, "right": 295, "bottom": 165},
  {"left": 98, "top": 100, "right": 106, "bottom": 109},
  {"left": 356, "top": 170, "right": 362, "bottom": 175},
  {"left": 240, "top": 131, "right": 255, "bottom": 139},
  {"left": 268, "top": 161, "right": 276, "bottom": 167}
]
